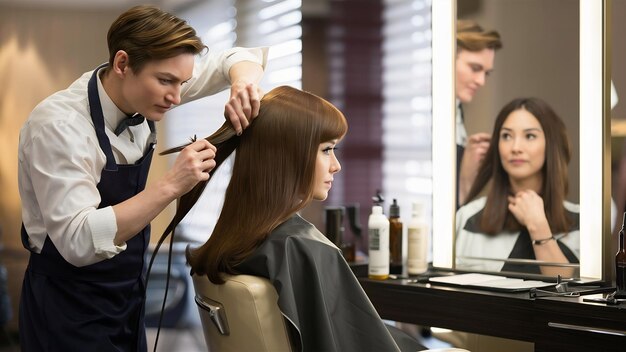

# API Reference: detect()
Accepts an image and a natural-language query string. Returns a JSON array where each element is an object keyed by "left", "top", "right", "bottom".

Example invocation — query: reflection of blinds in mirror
[
  {"left": 382, "top": 1, "right": 432, "bottom": 236},
  {"left": 167, "top": 0, "right": 303, "bottom": 243}
]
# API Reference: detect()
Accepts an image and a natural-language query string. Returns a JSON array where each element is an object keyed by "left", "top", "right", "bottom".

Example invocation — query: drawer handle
[{"left": 548, "top": 322, "right": 626, "bottom": 336}]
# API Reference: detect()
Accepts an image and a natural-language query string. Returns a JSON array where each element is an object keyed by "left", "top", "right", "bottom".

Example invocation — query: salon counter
[{"left": 356, "top": 275, "right": 626, "bottom": 352}]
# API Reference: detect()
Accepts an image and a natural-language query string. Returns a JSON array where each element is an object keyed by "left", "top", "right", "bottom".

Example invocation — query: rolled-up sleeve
[
  {"left": 181, "top": 46, "right": 269, "bottom": 104},
  {"left": 89, "top": 206, "right": 127, "bottom": 259},
  {"left": 19, "top": 112, "right": 125, "bottom": 266}
]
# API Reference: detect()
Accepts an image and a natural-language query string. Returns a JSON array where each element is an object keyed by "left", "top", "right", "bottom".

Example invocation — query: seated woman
[
  {"left": 182, "top": 86, "right": 425, "bottom": 352},
  {"left": 455, "top": 97, "right": 579, "bottom": 277}
]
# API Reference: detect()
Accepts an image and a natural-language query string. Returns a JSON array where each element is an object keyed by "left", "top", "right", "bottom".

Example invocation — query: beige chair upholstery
[{"left": 192, "top": 274, "right": 293, "bottom": 352}]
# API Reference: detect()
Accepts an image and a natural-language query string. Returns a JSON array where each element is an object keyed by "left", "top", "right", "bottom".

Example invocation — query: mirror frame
[{"left": 431, "top": 0, "right": 611, "bottom": 282}]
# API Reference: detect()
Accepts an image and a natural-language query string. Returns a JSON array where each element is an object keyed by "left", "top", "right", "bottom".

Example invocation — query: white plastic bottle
[
  {"left": 368, "top": 205, "right": 390, "bottom": 280},
  {"left": 407, "top": 202, "right": 429, "bottom": 275}
]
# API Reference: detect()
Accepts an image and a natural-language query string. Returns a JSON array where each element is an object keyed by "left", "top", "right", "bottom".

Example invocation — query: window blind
[
  {"left": 382, "top": 0, "right": 433, "bottom": 246},
  {"left": 169, "top": 0, "right": 303, "bottom": 243}
]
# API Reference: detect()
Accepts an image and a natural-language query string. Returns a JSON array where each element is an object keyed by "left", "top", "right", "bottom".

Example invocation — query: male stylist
[
  {"left": 456, "top": 19, "right": 502, "bottom": 206},
  {"left": 17, "top": 5, "right": 267, "bottom": 351}
]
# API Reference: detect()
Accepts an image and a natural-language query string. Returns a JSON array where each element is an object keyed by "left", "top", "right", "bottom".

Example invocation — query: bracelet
[{"left": 532, "top": 236, "right": 555, "bottom": 245}]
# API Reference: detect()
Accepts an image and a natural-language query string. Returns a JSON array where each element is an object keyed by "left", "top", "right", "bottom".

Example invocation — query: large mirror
[
  {"left": 432, "top": 0, "right": 609, "bottom": 281},
  {"left": 611, "top": 0, "right": 626, "bottom": 280}
]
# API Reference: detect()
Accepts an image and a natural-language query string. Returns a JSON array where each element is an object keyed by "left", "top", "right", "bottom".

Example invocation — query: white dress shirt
[
  {"left": 456, "top": 100, "right": 467, "bottom": 147},
  {"left": 18, "top": 47, "right": 268, "bottom": 267}
]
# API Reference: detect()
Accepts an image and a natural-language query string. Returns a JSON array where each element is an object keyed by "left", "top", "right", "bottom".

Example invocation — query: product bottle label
[
  {"left": 369, "top": 227, "right": 389, "bottom": 276},
  {"left": 370, "top": 228, "right": 380, "bottom": 250}
]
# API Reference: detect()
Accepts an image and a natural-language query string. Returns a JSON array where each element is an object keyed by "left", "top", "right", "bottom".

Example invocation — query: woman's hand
[
  {"left": 507, "top": 190, "right": 549, "bottom": 232},
  {"left": 508, "top": 190, "right": 574, "bottom": 277}
]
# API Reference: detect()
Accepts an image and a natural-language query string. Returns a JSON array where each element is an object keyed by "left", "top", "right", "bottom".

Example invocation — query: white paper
[{"left": 429, "top": 273, "right": 553, "bottom": 290}]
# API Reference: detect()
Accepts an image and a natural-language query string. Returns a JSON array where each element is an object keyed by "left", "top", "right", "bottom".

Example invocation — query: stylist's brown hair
[
  {"left": 457, "top": 19, "right": 502, "bottom": 53},
  {"left": 105, "top": 5, "right": 206, "bottom": 74}
]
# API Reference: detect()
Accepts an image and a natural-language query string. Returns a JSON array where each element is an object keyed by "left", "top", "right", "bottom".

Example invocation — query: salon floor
[
  {"left": 146, "top": 326, "right": 207, "bottom": 351},
  {"left": 0, "top": 324, "right": 451, "bottom": 351},
  {"left": 145, "top": 325, "right": 452, "bottom": 352},
  {"left": 0, "top": 327, "right": 207, "bottom": 352}
]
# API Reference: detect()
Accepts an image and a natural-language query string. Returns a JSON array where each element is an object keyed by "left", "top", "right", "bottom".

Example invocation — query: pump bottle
[
  {"left": 368, "top": 205, "right": 389, "bottom": 280},
  {"left": 616, "top": 212, "right": 626, "bottom": 298},
  {"left": 389, "top": 199, "right": 403, "bottom": 270},
  {"left": 407, "top": 202, "right": 428, "bottom": 275}
]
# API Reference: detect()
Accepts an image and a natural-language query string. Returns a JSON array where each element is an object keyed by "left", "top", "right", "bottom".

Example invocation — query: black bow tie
[{"left": 114, "top": 114, "right": 145, "bottom": 136}]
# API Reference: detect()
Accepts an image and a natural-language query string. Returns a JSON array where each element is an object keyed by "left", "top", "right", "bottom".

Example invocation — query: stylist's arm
[
  {"left": 112, "top": 139, "right": 216, "bottom": 245},
  {"left": 458, "top": 132, "right": 491, "bottom": 204}
]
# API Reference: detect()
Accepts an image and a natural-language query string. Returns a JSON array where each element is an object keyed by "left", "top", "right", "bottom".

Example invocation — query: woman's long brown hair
[
  {"left": 145, "top": 123, "right": 238, "bottom": 293},
  {"left": 464, "top": 97, "right": 572, "bottom": 235},
  {"left": 159, "top": 86, "right": 347, "bottom": 284}
]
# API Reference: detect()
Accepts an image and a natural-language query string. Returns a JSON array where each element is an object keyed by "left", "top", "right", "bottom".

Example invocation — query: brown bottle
[
  {"left": 325, "top": 206, "right": 355, "bottom": 262},
  {"left": 389, "top": 199, "right": 403, "bottom": 269},
  {"left": 616, "top": 212, "right": 626, "bottom": 298}
]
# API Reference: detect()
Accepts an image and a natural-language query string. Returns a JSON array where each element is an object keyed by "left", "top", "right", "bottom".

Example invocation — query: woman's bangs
[{"left": 319, "top": 103, "right": 348, "bottom": 142}]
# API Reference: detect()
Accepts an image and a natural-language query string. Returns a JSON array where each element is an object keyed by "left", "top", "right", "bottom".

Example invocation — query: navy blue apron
[{"left": 19, "top": 65, "right": 155, "bottom": 352}]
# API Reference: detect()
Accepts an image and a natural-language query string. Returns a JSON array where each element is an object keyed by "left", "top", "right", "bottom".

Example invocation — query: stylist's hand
[
  {"left": 163, "top": 139, "right": 216, "bottom": 197},
  {"left": 458, "top": 132, "right": 491, "bottom": 204},
  {"left": 507, "top": 190, "right": 549, "bottom": 231},
  {"left": 224, "top": 80, "right": 263, "bottom": 136}
]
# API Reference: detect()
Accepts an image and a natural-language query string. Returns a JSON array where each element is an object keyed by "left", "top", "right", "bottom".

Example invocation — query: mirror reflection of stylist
[
  {"left": 17, "top": 5, "right": 266, "bottom": 351},
  {"left": 456, "top": 20, "right": 502, "bottom": 206}
]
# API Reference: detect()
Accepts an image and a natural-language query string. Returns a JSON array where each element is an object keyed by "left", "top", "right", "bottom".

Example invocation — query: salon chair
[
  {"left": 192, "top": 274, "right": 470, "bottom": 352},
  {"left": 192, "top": 274, "right": 294, "bottom": 352}
]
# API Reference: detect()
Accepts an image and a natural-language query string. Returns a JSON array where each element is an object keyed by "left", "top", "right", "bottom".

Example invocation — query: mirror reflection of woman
[{"left": 456, "top": 97, "right": 579, "bottom": 277}]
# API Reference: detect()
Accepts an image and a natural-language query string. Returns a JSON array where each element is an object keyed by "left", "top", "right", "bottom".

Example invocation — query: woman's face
[
  {"left": 455, "top": 48, "right": 495, "bottom": 103},
  {"left": 498, "top": 109, "right": 546, "bottom": 188},
  {"left": 313, "top": 140, "right": 342, "bottom": 201}
]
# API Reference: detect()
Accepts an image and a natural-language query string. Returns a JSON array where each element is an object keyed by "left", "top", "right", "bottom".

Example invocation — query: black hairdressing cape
[{"left": 234, "top": 214, "right": 420, "bottom": 352}]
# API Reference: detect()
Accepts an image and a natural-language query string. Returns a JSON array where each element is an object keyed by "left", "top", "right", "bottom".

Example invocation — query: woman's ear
[{"left": 112, "top": 50, "right": 130, "bottom": 76}]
